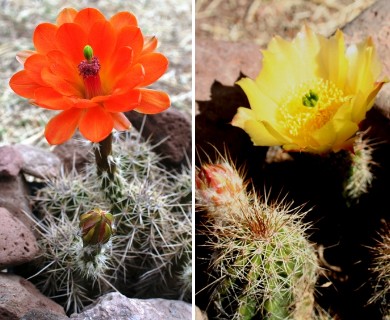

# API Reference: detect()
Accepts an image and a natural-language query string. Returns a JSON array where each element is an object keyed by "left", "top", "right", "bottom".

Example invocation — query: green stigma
[
  {"left": 302, "top": 90, "right": 319, "bottom": 107},
  {"left": 83, "top": 45, "right": 94, "bottom": 61}
]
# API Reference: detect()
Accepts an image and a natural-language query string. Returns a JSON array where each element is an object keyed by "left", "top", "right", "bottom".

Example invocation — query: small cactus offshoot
[
  {"left": 196, "top": 160, "right": 248, "bottom": 222},
  {"left": 196, "top": 159, "right": 319, "bottom": 320},
  {"left": 344, "top": 131, "right": 378, "bottom": 203}
]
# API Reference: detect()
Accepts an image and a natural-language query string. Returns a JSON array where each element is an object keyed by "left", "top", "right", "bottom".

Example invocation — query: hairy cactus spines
[
  {"left": 28, "top": 208, "right": 119, "bottom": 314},
  {"left": 176, "top": 259, "right": 192, "bottom": 300},
  {"left": 369, "top": 221, "right": 390, "bottom": 317},
  {"left": 197, "top": 160, "right": 319, "bottom": 320},
  {"left": 344, "top": 131, "right": 378, "bottom": 203},
  {"left": 196, "top": 160, "right": 248, "bottom": 221},
  {"left": 31, "top": 130, "right": 192, "bottom": 313}
]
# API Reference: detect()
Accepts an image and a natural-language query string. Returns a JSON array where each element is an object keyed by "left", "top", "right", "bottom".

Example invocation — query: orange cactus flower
[{"left": 9, "top": 8, "right": 170, "bottom": 144}]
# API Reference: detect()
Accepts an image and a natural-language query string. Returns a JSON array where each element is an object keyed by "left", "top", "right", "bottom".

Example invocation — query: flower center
[
  {"left": 78, "top": 45, "right": 103, "bottom": 99},
  {"left": 278, "top": 79, "right": 350, "bottom": 138}
]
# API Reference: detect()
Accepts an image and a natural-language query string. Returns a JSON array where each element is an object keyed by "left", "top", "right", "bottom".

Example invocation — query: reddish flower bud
[
  {"left": 79, "top": 208, "right": 114, "bottom": 245},
  {"left": 196, "top": 162, "right": 246, "bottom": 210}
]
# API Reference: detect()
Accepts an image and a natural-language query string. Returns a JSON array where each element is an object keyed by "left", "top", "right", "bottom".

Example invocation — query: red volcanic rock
[
  {"left": 0, "top": 273, "right": 65, "bottom": 320},
  {"left": 0, "top": 207, "right": 39, "bottom": 268}
]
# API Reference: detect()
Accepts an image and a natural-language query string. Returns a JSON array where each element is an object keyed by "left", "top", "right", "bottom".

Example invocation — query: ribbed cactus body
[{"left": 196, "top": 160, "right": 319, "bottom": 320}]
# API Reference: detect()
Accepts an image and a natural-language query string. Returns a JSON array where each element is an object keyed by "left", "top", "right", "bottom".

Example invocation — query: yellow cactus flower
[{"left": 232, "top": 26, "right": 387, "bottom": 154}]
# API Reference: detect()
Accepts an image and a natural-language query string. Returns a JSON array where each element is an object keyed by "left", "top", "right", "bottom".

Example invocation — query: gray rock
[
  {"left": 14, "top": 144, "right": 61, "bottom": 179},
  {"left": 20, "top": 309, "right": 70, "bottom": 320},
  {"left": 0, "top": 273, "right": 66, "bottom": 320},
  {"left": 70, "top": 292, "right": 192, "bottom": 320},
  {"left": 0, "top": 174, "right": 34, "bottom": 231},
  {"left": 0, "top": 145, "right": 23, "bottom": 177},
  {"left": 126, "top": 108, "right": 191, "bottom": 167},
  {"left": 0, "top": 207, "right": 39, "bottom": 268}
]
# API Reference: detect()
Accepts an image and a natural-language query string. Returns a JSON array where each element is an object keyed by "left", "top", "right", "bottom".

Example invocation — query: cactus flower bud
[
  {"left": 196, "top": 162, "right": 247, "bottom": 214},
  {"left": 79, "top": 208, "right": 113, "bottom": 245}
]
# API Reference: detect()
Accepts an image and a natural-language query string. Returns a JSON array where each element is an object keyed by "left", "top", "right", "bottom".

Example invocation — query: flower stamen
[
  {"left": 278, "top": 79, "right": 350, "bottom": 139},
  {"left": 78, "top": 45, "right": 103, "bottom": 99}
]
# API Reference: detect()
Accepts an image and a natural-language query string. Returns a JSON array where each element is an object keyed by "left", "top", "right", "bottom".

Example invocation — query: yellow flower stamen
[{"left": 278, "top": 79, "right": 351, "bottom": 138}]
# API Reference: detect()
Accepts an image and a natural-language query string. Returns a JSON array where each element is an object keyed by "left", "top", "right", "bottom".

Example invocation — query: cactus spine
[
  {"left": 31, "top": 131, "right": 192, "bottom": 313},
  {"left": 344, "top": 131, "right": 377, "bottom": 203},
  {"left": 369, "top": 221, "right": 390, "bottom": 318}
]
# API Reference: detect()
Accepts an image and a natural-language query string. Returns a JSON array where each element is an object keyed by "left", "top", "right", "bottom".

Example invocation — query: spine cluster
[{"left": 344, "top": 132, "right": 377, "bottom": 203}]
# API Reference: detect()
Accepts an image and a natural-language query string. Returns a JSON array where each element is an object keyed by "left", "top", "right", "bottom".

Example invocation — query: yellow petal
[
  {"left": 345, "top": 37, "right": 381, "bottom": 96},
  {"left": 236, "top": 77, "right": 278, "bottom": 121},
  {"left": 232, "top": 107, "right": 287, "bottom": 146},
  {"left": 256, "top": 26, "right": 319, "bottom": 102},
  {"left": 317, "top": 29, "right": 348, "bottom": 89}
]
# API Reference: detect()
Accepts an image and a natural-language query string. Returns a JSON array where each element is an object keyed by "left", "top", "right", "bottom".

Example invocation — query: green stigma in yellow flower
[
  {"left": 278, "top": 79, "right": 350, "bottom": 138},
  {"left": 302, "top": 90, "right": 319, "bottom": 107}
]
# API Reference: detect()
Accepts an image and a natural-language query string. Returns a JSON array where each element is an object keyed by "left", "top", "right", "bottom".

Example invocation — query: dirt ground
[{"left": 196, "top": 0, "right": 376, "bottom": 46}]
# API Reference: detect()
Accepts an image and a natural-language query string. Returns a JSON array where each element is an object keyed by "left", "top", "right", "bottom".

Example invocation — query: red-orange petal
[
  {"left": 142, "top": 36, "right": 158, "bottom": 54},
  {"left": 113, "top": 63, "right": 145, "bottom": 94},
  {"left": 73, "top": 99, "right": 100, "bottom": 109},
  {"left": 34, "top": 87, "right": 73, "bottom": 110},
  {"left": 136, "top": 89, "right": 170, "bottom": 114},
  {"left": 116, "top": 26, "right": 144, "bottom": 59},
  {"left": 88, "top": 20, "right": 116, "bottom": 66},
  {"left": 137, "top": 53, "right": 168, "bottom": 87},
  {"left": 33, "top": 23, "right": 58, "bottom": 54},
  {"left": 102, "top": 90, "right": 141, "bottom": 112},
  {"left": 112, "top": 112, "right": 132, "bottom": 131},
  {"left": 47, "top": 50, "right": 82, "bottom": 85},
  {"left": 41, "top": 67, "right": 81, "bottom": 97},
  {"left": 56, "top": 23, "right": 88, "bottom": 64},
  {"left": 9, "top": 70, "right": 40, "bottom": 98},
  {"left": 74, "top": 8, "right": 106, "bottom": 34},
  {"left": 24, "top": 54, "right": 48, "bottom": 86},
  {"left": 79, "top": 106, "right": 114, "bottom": 142},
  {"left": 104, "top": 46, "right": 133, "bottom": 88},
  {"left": 45, "top": 108, "right": 83, "bottom": 144},
  {"left": 16, "top": 50, "right": 36, "bottom": 65},
  {"left": 56, "top": 8, "right": 78, "bottom": 25},
  {"left": 109, "top": 11, "right": 138, "bottom": 31}
]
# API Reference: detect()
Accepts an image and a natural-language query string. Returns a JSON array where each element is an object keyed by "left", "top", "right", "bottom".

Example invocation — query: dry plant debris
[{"left": 196, "top": 0, "right": 376, "bottom": 46}]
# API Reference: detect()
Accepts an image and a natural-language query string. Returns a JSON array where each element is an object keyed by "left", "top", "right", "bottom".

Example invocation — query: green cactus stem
[{"left": 94, "top": 133, "right": 124, "bottom": 212}]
